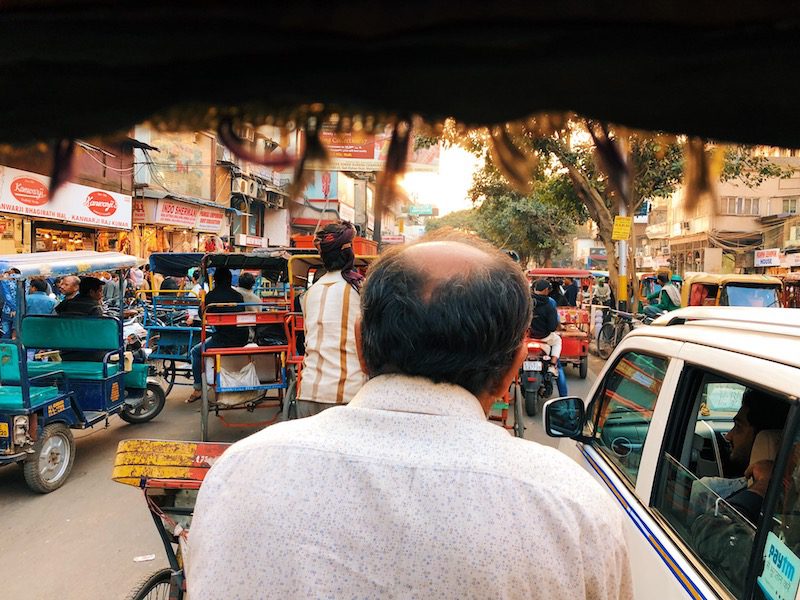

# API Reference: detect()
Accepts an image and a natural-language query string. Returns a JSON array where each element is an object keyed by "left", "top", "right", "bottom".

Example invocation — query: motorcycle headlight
[{"left": 13, "top": 415, "right": 29, "bottom": 445}]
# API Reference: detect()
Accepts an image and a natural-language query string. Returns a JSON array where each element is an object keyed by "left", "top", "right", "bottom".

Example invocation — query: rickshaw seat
[
  {"left": 26, "top": 361, "right": 120, "bottom": 380},
  {"left": 20, "top": 315, "right": 120, "bottom": 352},
  {"left": 0, "top": 386, "right": 61, "bottom": 410}
]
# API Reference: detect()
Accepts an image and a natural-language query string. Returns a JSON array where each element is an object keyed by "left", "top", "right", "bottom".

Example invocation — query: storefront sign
[
  {"left": 783, "top": 252, "right": 800, "bottom": 268},
  {"left": 382, "top": 234, "right": 405, "bottom": 244},
  {"left": 195, "top": 207, "right": 226, "bottom": 233},
  {"left": 156, "top": 199, "right": 198, "bottom": 227},
  {"left": 755, "top": 248, "right": 782, "bottom": 267},
  {"left": 409, "top": 204, "right": 434, "bottom": 216},
  {"left": 236, "top": 234, "right": 269, "bottom": 248},
  {"left": 338, "top": 202, "right": 355, "bottom": 223},
  {"left": 0, "top": 165, "right": 132, "bottom": 229}
]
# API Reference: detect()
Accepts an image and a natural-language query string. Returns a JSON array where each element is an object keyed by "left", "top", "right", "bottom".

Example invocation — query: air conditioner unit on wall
[
  {"left": 247, "top": 179, "right": 258, "bottom": 197},
  {"left": 232, "top": 177, "right": 248, "bottom": 194},
  {"left": 274, "top": 196, "right": 285, "bottom": 209},
  {"left": 257, "top": 183, "right": 267, "bottom": 201}
]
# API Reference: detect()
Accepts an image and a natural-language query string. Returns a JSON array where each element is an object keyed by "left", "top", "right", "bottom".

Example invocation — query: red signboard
[
  {"left": 85, "top": 191, "right": 117, "bottom": 217},
  {"left": 10, "top": 177, "right": 49, "bottom": 206}
]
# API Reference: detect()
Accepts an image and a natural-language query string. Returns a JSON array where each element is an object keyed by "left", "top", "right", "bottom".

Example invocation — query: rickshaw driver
[
  {"left": 293, "top": 221, "right": 367, "bottom": 417},
  {"left": 643, "top": 273, "right": 681, "bottom": 317},
  {"left": 186, "top": 267, "right": 248, "bottom": 403}
]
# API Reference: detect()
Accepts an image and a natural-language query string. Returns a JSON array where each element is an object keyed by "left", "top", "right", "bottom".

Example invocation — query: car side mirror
[{"left": 543, "top": 396, "right": 586, "bottom": 439}]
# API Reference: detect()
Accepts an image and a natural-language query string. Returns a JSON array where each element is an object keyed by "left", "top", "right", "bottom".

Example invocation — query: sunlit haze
[{"left": 400, "top": 145, "right": 482, "bottom": 216}]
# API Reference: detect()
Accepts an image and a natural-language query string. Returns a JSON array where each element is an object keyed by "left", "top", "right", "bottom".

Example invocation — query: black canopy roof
[{"left": 1, "top": 2, "right": 799, "bottom": 146}]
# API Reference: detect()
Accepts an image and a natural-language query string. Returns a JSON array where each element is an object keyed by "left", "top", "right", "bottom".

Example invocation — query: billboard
[{"left": 311, "top": 126, "right": 440, "bottom": 173}]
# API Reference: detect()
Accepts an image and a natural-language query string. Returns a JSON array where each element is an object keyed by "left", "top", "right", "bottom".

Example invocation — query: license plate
[
  {"left": 524, "top": 360, "right": 543, "bottom": 372},
  {"left": 0, "top": 422, "right": 8, "bottom": 438}
]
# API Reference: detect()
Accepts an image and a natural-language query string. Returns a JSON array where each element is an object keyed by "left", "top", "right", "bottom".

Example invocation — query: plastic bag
[{"left": 216, "top": 361, "right": 262, "bottom": 406}]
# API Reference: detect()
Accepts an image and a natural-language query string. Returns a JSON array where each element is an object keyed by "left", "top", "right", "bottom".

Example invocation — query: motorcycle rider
[{"left": 530, "top": 279, "right": 568, "bottom": 396}]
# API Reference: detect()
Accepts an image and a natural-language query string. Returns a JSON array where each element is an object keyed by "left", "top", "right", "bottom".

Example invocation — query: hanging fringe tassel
[
  {"left": 288, "top": 114, "right": 329, "bottom": 200},
  {"left": 375, "top": 118, "right": 412, "bottom": 210},
  {"left": 217, "top": 118, "right": 295, "bottom": 169},
  {"left": 586, "top": 122, "right": 628, "bottom": 204},
  {"left": 488, "top": 126, "right": 538, "bottom": 194},
  {"left": 683, "top": 137, "right": 715, "bottom": 215},
  {"left": 48, "top": 139, "right": 75, "bottom": 198}
]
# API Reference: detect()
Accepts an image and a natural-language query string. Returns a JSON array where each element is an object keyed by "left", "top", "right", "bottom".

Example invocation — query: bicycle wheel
[
  {"left": 597, "top": 322, "right": 615, "bottom": 359},
  {"left": 614, "top": 321, "right": 632, "bottom": 346},
  {"left": 125, "top": 568, "right": 176, "bottom": 600}
]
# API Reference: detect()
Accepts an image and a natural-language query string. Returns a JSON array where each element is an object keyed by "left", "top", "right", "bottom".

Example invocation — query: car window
[
  {"left": 593, "top": 352, "right": 669, "bottom": 485},
  {"left": 652, "top": 373, "right": 791, "bottom": 599}
]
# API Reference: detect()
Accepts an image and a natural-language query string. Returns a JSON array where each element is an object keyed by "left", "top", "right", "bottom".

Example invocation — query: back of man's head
[
  {"left": 79, "top": 276, "right": 104, "bottom": 296},
  {"left": 742, "top": 388, "right": 789, "bottom": 433},
  {"left": 315, "top": 221, "right": 356, "bottom": 271},
  {"left": 533, "top": 278, "right": 551, "bottom": 294},
  {"left": 238, "top": 272, "right": 256, "bottom": 290},
  {"left": 657, "top": 273, "right": 669, "bottom": 285},
  {"left": 214, "top": 267, "right": 233, "bottom": 288},
  {"left": 29, "top": 278, "right": 47, "bottom": 293},
  {"left": 360, "top": 231, "right": 532, "bottom": 398}
]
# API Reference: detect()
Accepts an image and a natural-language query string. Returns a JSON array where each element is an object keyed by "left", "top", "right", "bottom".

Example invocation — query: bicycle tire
[
  {"left": 615, "top": 321, "right": 632, "bottom": 346},
  {"left": 124, "top": 568, "right": 176, "bottom": 600},
  {"left": 597, "top": 322, "right": 615, "bottom": 359}
]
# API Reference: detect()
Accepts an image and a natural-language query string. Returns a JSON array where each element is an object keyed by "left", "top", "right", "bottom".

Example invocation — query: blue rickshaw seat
[
  {"left": 26, "top": 361, "right": 120, "bottom": 380},
  {"left": 0, "top": 385, "right": 62, "bottom": 410}
]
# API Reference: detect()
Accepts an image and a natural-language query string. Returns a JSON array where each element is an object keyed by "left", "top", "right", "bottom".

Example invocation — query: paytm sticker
[{"left": 759, "top": 531, "right": 800, "bottom": 600}]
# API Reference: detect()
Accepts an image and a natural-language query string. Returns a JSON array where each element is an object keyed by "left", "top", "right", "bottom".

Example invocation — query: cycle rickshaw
[
  {"left": 197, "top": 252, "right": 298, "bottom": 441},
  {"left": 0, "top": 251, "right": 166, "bottom": 492}
]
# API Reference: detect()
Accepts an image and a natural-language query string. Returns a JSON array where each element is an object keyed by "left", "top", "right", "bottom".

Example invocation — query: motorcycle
[{"left": 519, "top": 338, "right": 555, "bottom": 417}]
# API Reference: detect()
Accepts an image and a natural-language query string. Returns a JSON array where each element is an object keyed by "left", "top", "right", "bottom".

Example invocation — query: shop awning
[{"left": 137, "top": 189, "right": 234, "bottom": 211}]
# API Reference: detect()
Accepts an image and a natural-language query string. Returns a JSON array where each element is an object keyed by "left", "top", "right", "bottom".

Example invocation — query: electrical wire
[{"left": 78, "top": 145, "right": 136, "bottom": 173}]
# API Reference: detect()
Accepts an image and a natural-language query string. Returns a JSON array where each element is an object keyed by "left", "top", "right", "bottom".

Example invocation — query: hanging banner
[{"left": 0, "top": 165, "right": 132, "bottom": 229}]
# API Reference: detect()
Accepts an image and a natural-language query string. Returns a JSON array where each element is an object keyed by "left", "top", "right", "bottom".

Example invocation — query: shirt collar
[{"left": 348, "top": 374, "right": 486, "bottom": 420}]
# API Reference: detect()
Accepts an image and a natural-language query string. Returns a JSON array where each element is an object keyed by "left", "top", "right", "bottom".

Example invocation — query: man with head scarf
[{"left": 292, "top": 221, "right": 367, "bottom": 418}]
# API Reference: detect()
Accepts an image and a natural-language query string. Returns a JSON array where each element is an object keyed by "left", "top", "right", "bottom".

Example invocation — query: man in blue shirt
[{"left": 26, "top": 278, "right": 56, "bottom": 315}]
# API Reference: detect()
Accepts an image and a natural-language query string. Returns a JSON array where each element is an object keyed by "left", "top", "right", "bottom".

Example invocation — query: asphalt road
[{"left": 0, "top": 357, "right": 602, "bottom": 599}]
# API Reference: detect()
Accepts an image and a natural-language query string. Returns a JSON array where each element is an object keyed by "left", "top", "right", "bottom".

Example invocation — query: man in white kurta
[
  {"left": 189, "top": 235, "right": 632, "bottom": 599},
  {"left": 297, "top": 269, "right": 366, "bottom": 413}
]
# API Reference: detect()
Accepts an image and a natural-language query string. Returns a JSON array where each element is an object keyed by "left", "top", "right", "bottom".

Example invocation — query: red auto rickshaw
[{"left": 527, "top": 268, "right": 592, "bottom": 379}]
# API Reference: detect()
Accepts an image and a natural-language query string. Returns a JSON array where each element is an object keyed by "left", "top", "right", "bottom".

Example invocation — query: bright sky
[{"left": 400, "top": 145, "right": 482, "bottom": 216}]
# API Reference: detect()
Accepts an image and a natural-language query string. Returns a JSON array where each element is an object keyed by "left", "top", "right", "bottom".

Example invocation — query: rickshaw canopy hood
[
  {"left": 1, "top": 2, "right": 800, "bottom": 146},
  {"left": 683, "top": 273, "right": 783, "bottom": 287},
  {"left": 0, "top": 251, "right": 141, "bottom": 278},
  {"left": 148, "top": 253, "right": 205, "bottom": 278}
]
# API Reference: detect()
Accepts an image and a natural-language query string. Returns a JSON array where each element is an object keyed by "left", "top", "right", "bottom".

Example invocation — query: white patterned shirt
[
  {"left": 188, "top": 374, "right": 633, "bottom": 600},
  {"left": 298, "top": 271, "right": 366, "bottom": 404}
]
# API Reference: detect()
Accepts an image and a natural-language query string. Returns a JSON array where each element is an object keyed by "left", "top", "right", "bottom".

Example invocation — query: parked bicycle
[{"left": 597, "top": 309, "right": 652, "bottom": 359}]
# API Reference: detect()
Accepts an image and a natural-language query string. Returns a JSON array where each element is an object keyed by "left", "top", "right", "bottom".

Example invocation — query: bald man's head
[
  {"left": 360, "top": 231, "right": 531, "bottom": 398},
  {"left": 59, "top": 275, "right": 80, "bottom": 298}
]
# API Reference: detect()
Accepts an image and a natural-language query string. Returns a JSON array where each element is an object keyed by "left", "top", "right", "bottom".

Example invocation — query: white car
[{"left": 544, "top": 307, "right": 800, "bottom": 600}]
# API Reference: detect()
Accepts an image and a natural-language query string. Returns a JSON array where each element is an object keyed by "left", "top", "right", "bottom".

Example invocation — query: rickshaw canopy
[
  {"left": 0, "top": 251, "right": 141, "bottom": 278},
  {"left": 200, "top": 251, "right": 300, "bottom": 282},
  {"left": 684, "top": 273, "right": 783, "bottom": 287},
  {"left": 148, "top": 253, "right": 205, "bottom": 277}
]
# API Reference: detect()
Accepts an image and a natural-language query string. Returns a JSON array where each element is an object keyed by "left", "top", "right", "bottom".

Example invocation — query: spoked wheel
[
  {"left": 120, "top": 383, "right": 167, "bottom": 424},
  {"left": 151, "top": 359, "right": 177, "bottom": 397},
  {"left": 615, "top": 322, "right": 632, "bottom": 346},
  {"left": 24, "top": 423, "right": 76, "bottom": 493},
  {"left": 512, "top": 383, "right": 525, "bottom": 439},
  {"left": 125, "top": 568, "right": 179, "bottom": 600},
  {"left": 597, "top": 322, "right": 615, "bottom": 359}
]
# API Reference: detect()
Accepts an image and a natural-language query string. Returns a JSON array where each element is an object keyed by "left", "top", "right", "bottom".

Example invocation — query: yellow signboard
[{"left": 612, "top": 216, "right": 633, "bottom": 241}]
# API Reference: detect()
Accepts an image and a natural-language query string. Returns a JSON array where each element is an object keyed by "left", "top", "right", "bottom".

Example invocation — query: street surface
[{"left": 0, "top": 357, "right": 602, "bottom": 599}]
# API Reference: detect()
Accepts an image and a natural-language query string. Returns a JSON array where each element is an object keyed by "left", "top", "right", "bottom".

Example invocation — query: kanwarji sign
[{"left": 0, "top": 165, "right": 132, "bottom": 229}]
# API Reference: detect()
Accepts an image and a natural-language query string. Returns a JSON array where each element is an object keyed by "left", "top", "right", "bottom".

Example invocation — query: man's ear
[
  {"left": 488, "top": 340, "right": 528, "bottom": 399},
  {"left": 355, "top": 318, "right": 368, "bottom": 374}
]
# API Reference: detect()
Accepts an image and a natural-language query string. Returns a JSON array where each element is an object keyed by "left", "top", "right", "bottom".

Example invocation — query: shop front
[
  {"left": 0, "top": 164, "right": 132, "bottom": 252},
  {"left": 132, "top": 193, "right": 228, "bottom": 258}
]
